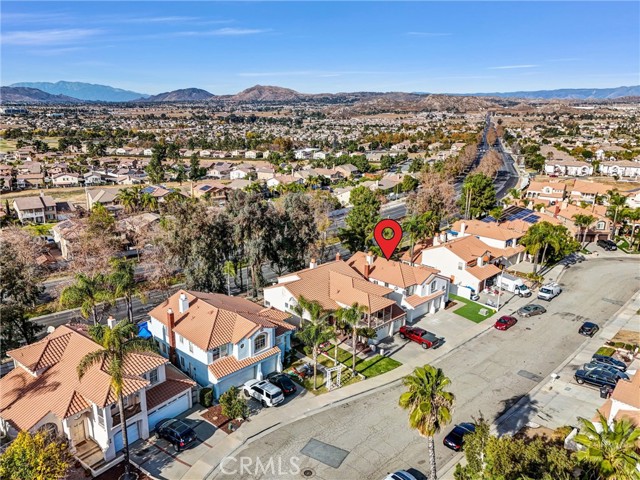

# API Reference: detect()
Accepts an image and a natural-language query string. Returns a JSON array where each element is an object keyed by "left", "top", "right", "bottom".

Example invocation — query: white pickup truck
[{"left": 537, "top": 283, "right": 562, "bottom": 301}]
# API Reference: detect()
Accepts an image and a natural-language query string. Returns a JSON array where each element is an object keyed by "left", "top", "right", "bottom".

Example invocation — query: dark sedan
[
  {"left": 443, "top": 423, "right": 476, "bottom": 451},
  {"left": 592, "top": 353, "right": 627, "bottom": 372},
  {"left": 267, "top": 373, "right": 297, "bottom": 396},
  {"left": 156, "top": 418, "right": 197, "bottom": 452},
  {"left": 582, "top": 362, "right": 630, "bottom": 381},
  {"left": 574, "top": 368, "right": 618, "bottom": 389},
  {"left": 579, "top": 322, "right": 600, "bottom": 337}
]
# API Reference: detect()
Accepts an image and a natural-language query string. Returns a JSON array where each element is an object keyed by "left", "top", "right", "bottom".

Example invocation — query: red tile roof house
[
  {"left": 146, "top": 290, "right": 295, "bottom": 400},
  {"left": 0, "top": 324, "right": 195, "bottom": 476},
  {"left": 263, "top": 255, "right": 407, "bottom": 343}
]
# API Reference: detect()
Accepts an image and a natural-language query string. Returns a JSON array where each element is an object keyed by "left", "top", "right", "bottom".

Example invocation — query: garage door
[
  {"left": 147, "top": 393, "right": 190, "bottom": 431},
  {"left": 114, "top": 421, "right": 139, "bottom": 452},
  {"left": 216, "top": 366, "right": 256, "bottom": 399}
]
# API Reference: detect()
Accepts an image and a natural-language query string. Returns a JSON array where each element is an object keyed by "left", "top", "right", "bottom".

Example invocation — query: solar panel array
[{"left": 498, "top": 206, "right": 541, "bottom": 224}]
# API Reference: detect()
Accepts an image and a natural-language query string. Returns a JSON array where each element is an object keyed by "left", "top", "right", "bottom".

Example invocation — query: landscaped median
[{"left": 449, "top": 294, "right": 496, "bottom": 323}]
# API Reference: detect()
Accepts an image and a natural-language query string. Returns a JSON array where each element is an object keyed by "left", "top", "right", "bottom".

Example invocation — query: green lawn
[
  {"left": 449, "top": 294, "right": 496, "bottom": 323},
  {"left": 321, "top": 346, "right": 402, "bottom": 378},
  {"left": 286, "top": 357, "right": 360, "bottom": 395}
]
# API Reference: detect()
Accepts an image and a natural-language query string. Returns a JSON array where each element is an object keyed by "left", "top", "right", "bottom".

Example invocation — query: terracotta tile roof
[
  {"left": 146, "top": 364, "right": 195, "bottom": 411},
  {"left": 466, "top": 263, "right": 502, "bottom": 281},
  {"left": 347, "top": 252, "right": 439, "bottom": 288},
  {"left": 1, "top": 325, "right": 165, "bottom": 431},
  {"left": 611, "top": 372, "right": 640, "bottom": 409},
  {"left": 614, "top": 409, "right": 640, "bottom": 427},
  {"left": 570, "top": 180, "right": 611, "bottom": 196},
  {"left": 208, "top": 346, "right": 281, "bottom": 379},
  {"left": 148, "top": 290, "right": 295, "bottom": 352},
  {"left": 451, "top": 220, "right": 524, "bottom": 242},
  {"left": 427, "top": 236, "right": 491, "bottom": 263},
  {"left": 594, "top": 398, "right": 612, "bottom": 422},
  {"left": 405, "top": 290, "right": 445, "bottom": 308}
]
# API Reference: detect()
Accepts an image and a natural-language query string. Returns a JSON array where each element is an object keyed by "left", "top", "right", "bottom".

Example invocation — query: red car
[
  {"left": 398, "top": 326, "right": 444, "bottom": 349},
  {"left": 494, "top": 315, "right": 517, "bottom": 330}
]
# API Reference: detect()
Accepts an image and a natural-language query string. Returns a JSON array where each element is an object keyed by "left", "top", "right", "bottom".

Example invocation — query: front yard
[{"left": 449, "top": 294, "right": 496, "bottom": 323}]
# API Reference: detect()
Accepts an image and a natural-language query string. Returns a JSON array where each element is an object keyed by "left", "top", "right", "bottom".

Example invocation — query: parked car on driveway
[
  {"left": 267, "top": 372, "right": 297, "bottom": 396},
  {"left": 384, "top": 471, "right": 418, "bottom": 480},
  {"left": 243, "top": 379, "right": 284, "bottom": 407},
  {"left": 578, "top": 322, "right": 599, "bottom": 337},
  {"left": 582, "top": 362, "right": 630, "bottom": 381},
  {"left": 574, "top": 368, "right": 618, "bottom": 389},
  {"left": 443, "top": 423, "right": 476, "bottom": 451},
  {"left": 398, "top": 326, "right": 444, "bottom": 349},
  {"left": 156, "top": 418, "right": 197, "bottom": 452},
  {"left": 597, "top": 239, "right": 617, "bottom": 251},
  {"left": 494, "top": 315, "right": 517, "bottom": 331},
  {"left": 516, "top": 304, "right": 547, "bottom": 317},
  {"left": 591, "top": 353, "right": 627, "bottom": 372}
]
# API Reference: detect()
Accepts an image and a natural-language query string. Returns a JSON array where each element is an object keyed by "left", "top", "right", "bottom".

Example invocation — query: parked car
[
  {"left": 398, "top": 326, "right": 444, "bottom": 349},
  {"left": 156, "top": 418, "right": 197, "bottom": 452},
  {"left": 578, "top": 322, "right": 599, "bottom": 337},
  {"left": 494, "top": 315, "right": 517, "bottom": 331},
  {"left": 574, "top": 368, "right": 618, "bottom": 389},
  {"left": 243, "top": 379, "right": 284, "bottom": 407},
  {"left": 597, "top": 239, "right": 617, "bottom": 251},
  {"left": 591, "top": 353, "right": 627, "bottom": 372},
  {"left": 443, "top": 423, "right": 476, "bottom": 451},
  {"left": 267, "top": 373, "right": 297, "bottom": 396},
  {"left": 384, "top": 471, "right": 418, "bottom": 480},
  {"left": 537, "top": 283, "right": 562, "bottom": 301},
  {"left": 582, "top": 362, "right": 630, "bottom": 381},
  {"left": 516, "top": 304, "right": 547, "bottom": 317}
]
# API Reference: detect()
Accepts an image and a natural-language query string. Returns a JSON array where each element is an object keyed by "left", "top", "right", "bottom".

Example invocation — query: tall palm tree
[
  {"left": 116, "top": 187, "right": 142, "bottom": 213},
  {"left": 403, "top": 214, "right": 428, "bottom": 263},
  {"left": 574, "top": 413, "right": 640, "bottom": 479},
  {"left": 399, "top": 365, "right": 455, "bottom": 480},
  {"left": 607, "top": 189, "right": 628, "bottom": 240},
  {"left": 520, "top": 222, "right": 547, "bottom": 273},
  {"left": 295, "top": 315, "right": 335, "bottom": 390},
  {"left": 572, "top": 213, "right": 597, "bottom": 247},
  {"left": 507, "top": 187, "right": 522, "bottom": 207},
  {"left": 78, "top": 321, "right": 158, "bottom": 480},
  {"left": 108, "top": 258, "right": 146, "bottom": 323},
  {"left": 60, "top": 273, "right": 111, "bottom": 325},
  {"left": 140, "top": 192, "right": 159, "bottom": 212},
  {"left": 335, "top": 303, "right": 368, "bottom": 375}
]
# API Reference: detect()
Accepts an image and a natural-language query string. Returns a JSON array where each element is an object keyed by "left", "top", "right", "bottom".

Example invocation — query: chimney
[
  {"left": 166, "top": 308, "right": 178, "bottom": 365},
  {"left": 433, "top": 235, "right": 440, "bottom": 246},
  {"left": 364, "top": 263, "right": 371, "bottom": 279},
  {"left": 366, "top": 251, "right": 374, "bottom": 266},
  {"left": 554, "top": 204, "right": 561, "bottom": 218},
  {"left": 107, "top": 316, "right": 117, "bottom": 329},
  {"left": 178, "top": 293, "right": 189, "bottom": 314},
  {"left": 478, "top": 256, "right": 484, "bottom": 267},
  {"left": 335, "top": 252, "right": 341, "bottom": 261},
  {"left": 439, "top": 232, "right": 447, "bottom": 244},
  {"left": 460, "top": 222, "right": 467, "bottom": 236},
  {"left": 309, "top": 258, "right": 317, "bottom": 269}
]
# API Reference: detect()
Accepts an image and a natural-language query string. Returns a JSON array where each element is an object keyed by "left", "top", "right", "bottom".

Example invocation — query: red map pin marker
[{"left": 373, "top": 219, "right": 403, "bottom": 260}]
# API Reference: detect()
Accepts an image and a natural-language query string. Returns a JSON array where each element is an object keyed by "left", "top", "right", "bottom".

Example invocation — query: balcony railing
[
  {"left": 361, "top": 305, "right": 406, "bottom": 329},
  {"left": 111, "top": 402, "right": 142, "bottom": 426}
]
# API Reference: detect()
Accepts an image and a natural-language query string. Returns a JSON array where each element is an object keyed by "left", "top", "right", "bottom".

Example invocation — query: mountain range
[{"left": 1, "top": 82, "right": 639, "bottom": 104}]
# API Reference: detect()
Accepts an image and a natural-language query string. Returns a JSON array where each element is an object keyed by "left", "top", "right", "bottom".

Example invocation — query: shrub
[
  {"left": 595, "top": 346, "right": 616, "bottom": 357},
  {"left": 199, "top": 387, "right": 213, "bottom": 407},
  {"left": 219, "top": 386, "right": 248, "bottom": 420}
]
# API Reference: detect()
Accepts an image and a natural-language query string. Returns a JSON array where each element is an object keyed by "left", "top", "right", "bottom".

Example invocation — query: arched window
[
  {"left": 39, "top": 423, "right": 58, "bottom": 437},
  {"left": 254, "top": 333, "right": 267, "bottom": 353},
  {"left": 597, "top": 221, "right": 606, "bottom": 230}
]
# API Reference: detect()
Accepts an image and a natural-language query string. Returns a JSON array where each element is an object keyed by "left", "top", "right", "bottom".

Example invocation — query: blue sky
[{"left": 2, "top": 2, "right": 639, "bottom": 95}]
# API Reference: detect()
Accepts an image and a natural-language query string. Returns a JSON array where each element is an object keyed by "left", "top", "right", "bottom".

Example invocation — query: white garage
[
  {"left": 114, "top": 420, "right": 140, "bottom": 452},
  {"left": 147, "top": 393, "right": 191, "bottom": 431}
]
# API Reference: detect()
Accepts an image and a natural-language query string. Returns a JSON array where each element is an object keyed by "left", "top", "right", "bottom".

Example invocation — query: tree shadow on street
[{"left": 493, "top": 393, "right": 540, "bottom": 437}]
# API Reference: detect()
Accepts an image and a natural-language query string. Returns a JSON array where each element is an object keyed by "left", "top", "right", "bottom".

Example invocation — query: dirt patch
[
  {"left": 201, "top": 405, "right": 244, "bottom": 434},
  {"left": 516, "top": 425, "right": 567, "bottom": 441},
  {"left": 445, "top": 301, "right": 458, "bottom": 310},
  {"left": 610, "top": 330, "right": 640, "bottom": 345}
]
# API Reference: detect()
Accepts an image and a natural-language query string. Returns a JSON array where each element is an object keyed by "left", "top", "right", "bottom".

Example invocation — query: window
[
  {"left": 458, "top": 262, "right": 464, "bottom": 270},
  {"left": 149, "top": 368, "right": 158, "bottom": 385},
  {"left": 284, "top": 302, "right": 289, "bottom": 309},
  {"left": 254, "top": 333, "right": 267, "bottom": 353},
  {"left": 96, "top": 408, "right": 105, "bottom": 427},
  {"left": 39, "top": 423, "right": 58, "bottom": 437},
  {"left": 179, "top": 335, "right": 184, "bottom": 344},
  {"left": 597, "top": 221, "right": 606, "bottom": 230},
  {"left": 430, "top": 282, "right": 437, "bottom": 293},
  {"left": 264, "top": 300, "right": 271, "bottom": 307},
  {"left": 160, "top": 343, "right": 166, "bottom": 354},
  {"left": 188, "top": 341, "right": 194, "bottom": 353},
  {"left": 180, "top": 356, "right": 185, "bottom": 367},
  {"left": 162, "top": 325, "right": 167, "bottom": 339}
]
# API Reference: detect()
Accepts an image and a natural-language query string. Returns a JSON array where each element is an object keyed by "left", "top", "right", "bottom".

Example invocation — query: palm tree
[
  {"left": 507, "top": 187, "right": 522, "bottom": 207},
  {"left": 108, "top": 258, "right": 146, "bottom": 323},
  {"left": 116, "top": 187, "right": 141, "bottom": 213},
  {"left": 60, "top": 273, "right": 111, "bottom": 325},
  {"left": 403, "top": 213, "right": 437, "bottom": 262},
  {"left": 574, "top": 413, "right": 640, "bottom": 479},
  {"left": 335, "top": 303, "right": 368, "bottom": 375},
  {"left": 78, "top": 321, "right": 158, "bottom": 480},
  {"left": 607, "top": 189, "right": 628, "bottom": 240},
  {"left": 572, "top": 213, "right": 597, "bottom": 247},
  {"left": 295, "top": 316, "right": 335, "bottom": 391},
  {"left": 520, "top": 222, "right": 547, "bottom": 273},
  {"left": 140, "top": 192, "right": 159, "bottom": 212},
  {"left": 399, "top": 365, "right": 455, "bottom": 480}
]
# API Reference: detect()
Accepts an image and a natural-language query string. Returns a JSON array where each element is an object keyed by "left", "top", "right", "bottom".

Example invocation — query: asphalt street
[{"left": 213, "top": 252, "right": 640, "bottom": 480}]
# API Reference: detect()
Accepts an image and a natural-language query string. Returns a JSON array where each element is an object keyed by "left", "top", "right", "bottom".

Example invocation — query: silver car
[{"left": 516, "top": 304, "right": 547, "bottom": 317}]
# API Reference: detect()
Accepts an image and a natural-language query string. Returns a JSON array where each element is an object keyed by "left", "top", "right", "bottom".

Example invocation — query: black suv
[
  {"left": 575, "top": 368, "right": 618, "bottom": 389},
  {"left": 267, "top": 373, "right": 297, "bottom": 396},
  {"left": 156, "top": 418, "right": 197, "bottom": 452},
  {"left": 592, "top": 353, "right": 627, "bottom": 372},
  {"left": 597, "top": 239, "right": 617, "bottom": 251}
]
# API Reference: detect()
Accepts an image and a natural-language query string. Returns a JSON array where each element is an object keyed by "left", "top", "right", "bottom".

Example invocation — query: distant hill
[
  {"left": 0, "top": 86, "right": 82, "bottom": 104},
  {"left": 10, "top": 81, "right": 149, "bottom": 102},
  {"left": 140, "top": 88, "right": 215, "bottom": 102},
  {"left": 232, "top": 85, "right": 304, "bottom": 102},
  {"left": 465, "top": 85, "right": 640, "bottom": 100}
]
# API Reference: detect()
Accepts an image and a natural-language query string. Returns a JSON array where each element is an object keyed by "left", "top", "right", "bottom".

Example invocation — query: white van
[{"left": 537, "top": 283, "right": 562, "bottom": 301}]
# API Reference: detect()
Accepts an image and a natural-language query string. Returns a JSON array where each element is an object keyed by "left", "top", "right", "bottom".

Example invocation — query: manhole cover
[{"left": 302, "top": 469, "right": 314, "bottom": 477}]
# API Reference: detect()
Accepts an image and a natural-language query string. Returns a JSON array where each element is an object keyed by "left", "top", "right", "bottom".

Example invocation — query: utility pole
[{"left": 496, "top": 269, "right": 504, "bottom": 311}]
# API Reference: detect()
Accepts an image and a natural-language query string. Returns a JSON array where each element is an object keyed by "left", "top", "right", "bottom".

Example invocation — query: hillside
[
  {"left": 10, "top": 81, "right": 148, "bottom": 102},
  {"left": 0, "top": 86, "right": 83, "bottom": 104},
  {"left": 232, "top": 85, "right": 304, "bottom": 102},
  {"left": 140, "top": 88, "right": 215, "bottom": 102},
  {"left": 467, "top": 85, "right": 640, "bottom": 100}
]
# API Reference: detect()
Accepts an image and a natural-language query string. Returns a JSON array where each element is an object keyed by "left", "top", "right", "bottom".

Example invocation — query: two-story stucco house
[
  {"left": 147, "top": 290, "right": 296, "bottom": 399},
  {"left": 346, "top": 252, "right": 450, "bottom": 322},
  {"left": 0, "top": 324, "right": 195, "bottom": 476},
  {"left": 12, "top": 193, "right": 57, "bottom": 224}
]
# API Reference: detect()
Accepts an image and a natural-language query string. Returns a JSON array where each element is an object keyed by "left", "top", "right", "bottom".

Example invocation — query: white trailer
[{"left": 499, "top": 273, "right": 532, "bottom": 297}]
